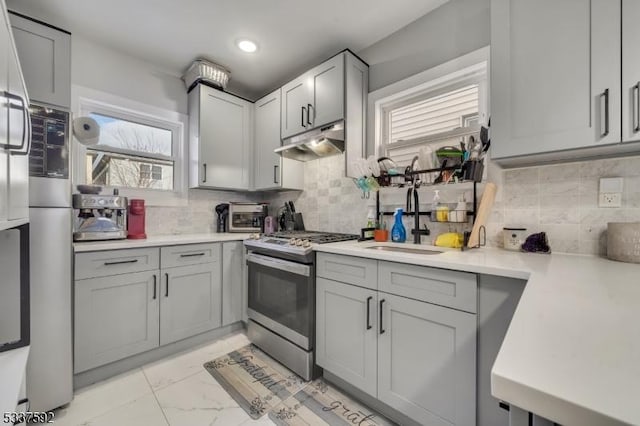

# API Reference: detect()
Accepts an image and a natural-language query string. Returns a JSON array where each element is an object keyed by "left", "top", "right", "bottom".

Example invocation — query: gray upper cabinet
[
  {"left": 622, "top": 0, "right": 640, "bottom": 143},
  {"left": 316, "top": 278, "right": 378, "bottom": 397},
  {"left": 307, "top": 54, "right": 344, "bottom": 129},
  {"left": 189, "top": 84, "right": 252, "bottom": 190},
  {"left": 281, "top": 51, "right": 361, "bottom": 140},
  {"left": 491, "top": 0, "right": 621, "bottom": 162},
  {"left": 281, "top": 77, "right": 310, "bottom": 139},
  {"left": 377, "top": 293, "right": 477, "bottom": 426},
  {"left": 221, "top": 241, "right": 243, "bottom": 326},
  {"left": 160, "top": 261, "right": 222, "bottom": 345},
  {"left": 253, "top": 89, "right": 303, "bottom": 191},
  {"left": 9, "top": 12, "right": 71, "bottom": 109},
  {"left": 74, "top": 270, "right": 159, "bottom": 373}
]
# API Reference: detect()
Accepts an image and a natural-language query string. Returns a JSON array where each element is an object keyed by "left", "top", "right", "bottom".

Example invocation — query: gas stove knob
[
  {"left": 289, "top": 238, "right": 297, "bottom": 245},
  {"left": 294, "top": 239, "right": 303, "bottom": 246},
  {"left": 302, "top": 239, "right": 311, "bottom": 248}
]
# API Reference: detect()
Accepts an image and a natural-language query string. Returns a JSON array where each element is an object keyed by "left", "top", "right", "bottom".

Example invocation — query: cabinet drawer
[
  {"left": 75, "top": 248, "right": 159, "bottom": 280},
  {"left": 316, "top": 253, "right": 378, "bottom": 290},
  {"left": 378, "top": 262, "right": 477, "bottom": 313},
  {"left": 161, "top": 243, "right": 221, "bottom": 268}
]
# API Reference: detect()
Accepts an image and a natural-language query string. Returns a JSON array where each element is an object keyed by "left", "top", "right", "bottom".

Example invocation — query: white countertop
[
  {"left": 0, "top": 218, "right": 28, "bottom": 232},
  {"left": 73, "top": 233, "right": 251, "bottom": 252},
  {"left": 315, "top": 241, "right": 640, "bottom": 426},
  {"left": 0, "top": 346, "right": 29, "bottom": 415}
]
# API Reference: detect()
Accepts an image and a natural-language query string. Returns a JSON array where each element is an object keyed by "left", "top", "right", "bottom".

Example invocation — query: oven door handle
[{"left": 246, "top": 253, "right": 311, "bottom": 277}]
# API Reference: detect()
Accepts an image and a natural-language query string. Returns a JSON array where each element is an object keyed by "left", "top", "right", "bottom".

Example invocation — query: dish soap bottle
[
  {"left": 391, "top": 208, "right": 407, "bottom": 243},
  {"left": 365, "top": 208, "right": 376, "bottom": 239},
  {"left": 433, "top": 190, "right": 449, "bottom": 222}
]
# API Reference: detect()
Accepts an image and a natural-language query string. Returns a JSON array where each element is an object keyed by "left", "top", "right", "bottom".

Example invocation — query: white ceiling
[{"left": 7, "top": 0, "right": 449, "bottom": 100}]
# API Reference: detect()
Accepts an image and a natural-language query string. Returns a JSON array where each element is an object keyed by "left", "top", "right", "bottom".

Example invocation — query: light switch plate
[{"left": 600, "top": 177, "right": 624, "bottom": 193}]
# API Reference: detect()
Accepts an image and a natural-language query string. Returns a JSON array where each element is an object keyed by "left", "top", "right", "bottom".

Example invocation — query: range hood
[{"left": 275, "top": 121, "right": 345, "bottom": 161}]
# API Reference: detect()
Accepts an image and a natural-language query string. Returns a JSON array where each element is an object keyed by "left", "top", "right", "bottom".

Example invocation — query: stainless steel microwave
[
  {"left": 0, "top": 223, "right": 30, "bottom": 353},
  {"left": 228, "top": 203, "right": 266, "bottom": 233}
]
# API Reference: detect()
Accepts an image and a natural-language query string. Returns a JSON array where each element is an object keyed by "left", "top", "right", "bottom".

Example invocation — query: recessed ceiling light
[{"left": 237, "top": 39, "right": 258, "bottom": 53}]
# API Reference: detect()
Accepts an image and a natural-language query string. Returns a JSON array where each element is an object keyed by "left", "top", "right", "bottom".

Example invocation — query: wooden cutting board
[{"left": 467, "top": 182, "right": 497, "bottom": 248}]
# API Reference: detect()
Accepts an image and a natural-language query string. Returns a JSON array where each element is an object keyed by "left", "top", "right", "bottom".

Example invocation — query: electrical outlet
[{"left": 599, "top": 192, "right": 622, "bottom": 208}]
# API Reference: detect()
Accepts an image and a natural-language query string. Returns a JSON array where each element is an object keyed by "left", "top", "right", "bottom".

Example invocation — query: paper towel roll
[{"left": 73, "top": 116, "right": 100, "bottom": 146}]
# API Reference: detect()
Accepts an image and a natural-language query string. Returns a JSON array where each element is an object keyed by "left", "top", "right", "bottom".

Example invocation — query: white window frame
[
  {"left": 368, "top": 47, "right": 490, "bottom": 161},
  {"left": 72, "top": 85, "right": 188, "bottom": 207}
]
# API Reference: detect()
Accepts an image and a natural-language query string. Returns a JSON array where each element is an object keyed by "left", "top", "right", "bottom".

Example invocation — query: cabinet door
[
  {"left": 9, "top": 13, "right": 71, "bottom": 108},
  {"left": 199, "top": 86, "right": 251, "bottom": 190},
  {"left": 309, "top": 53, "right": 344, "bottom": 129},
  {"left": 281, "top": 76, "right": 311, "bottom": 139},
  {"left": 623, "top": 0, "right": 640, "bottom": 142},
  {"left": 316, "top": 278, "right": 378, "bottom": 397},
  {"left": 254, "top": 90, "right": 282, "bottom": 190},
  {"left": 222, "top": 241, "right": 243, "bottom": 326},
  {"left": 160, "top": 262, "right": 221, "bottom": 345},
  {"left": 74, "top": 271, "right": 159, "bottom": 373},
  {"left": 491, "top": 0, "right": 620, "bottom": 159},
  {"left": 378, "top": 294, "right": 476, "bottom": 426}
]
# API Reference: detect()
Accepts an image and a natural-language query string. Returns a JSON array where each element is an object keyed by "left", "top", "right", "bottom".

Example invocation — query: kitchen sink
[{"left": 366, "top": 246, "right": 443, "bottom": 255}]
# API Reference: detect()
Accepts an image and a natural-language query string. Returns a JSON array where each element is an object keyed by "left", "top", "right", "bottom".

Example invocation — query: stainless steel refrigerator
[{"left": 26, "top": 103, "right": 73, "bottom": 411}]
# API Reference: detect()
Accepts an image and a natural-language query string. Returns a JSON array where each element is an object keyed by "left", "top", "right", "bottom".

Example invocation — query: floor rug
[
  {"left": 269, "top": 378, "right": 397, "bottom": 426},
  {"left": 203, "top": 344, "right": 308, "bottom": 419}
]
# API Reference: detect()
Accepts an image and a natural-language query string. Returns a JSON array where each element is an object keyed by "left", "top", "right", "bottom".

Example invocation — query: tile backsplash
[{"left": 148, "top": 154, "right": 640, "bottom": 256}]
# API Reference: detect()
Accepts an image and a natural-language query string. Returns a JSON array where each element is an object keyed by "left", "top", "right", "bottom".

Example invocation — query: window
[
  {"left": 85, "top": 113, "right": 175, "bottom": 190},
  {"left": 372, "top": 51, "right": 489, "bottom": 167},
  {"left": 74, "top": 89, "right": 187, "bottom": 206}
]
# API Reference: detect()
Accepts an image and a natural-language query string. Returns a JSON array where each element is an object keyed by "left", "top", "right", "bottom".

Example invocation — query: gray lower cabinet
[
  {"left": 160, "top": 262, "right": 221, "bottom": 345},
  {"left": 316, "top": 255, "right": 478, "bottom": 426},
  {"left": 222, "top": 241, "right": 243, "bottom": 326},
  {"left": 316, "top": 278, "right": 378, "bottom": 397},
  {"left": 74, "top": 270, "right": 159, "bottom": 373},
  {"left": 378, "top": 293, "right": 476, "bottom": 426}
]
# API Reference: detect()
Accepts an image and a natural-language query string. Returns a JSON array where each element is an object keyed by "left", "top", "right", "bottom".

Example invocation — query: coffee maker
[{"left": 73, "top": 190, "right": 128, "bottom": 241}]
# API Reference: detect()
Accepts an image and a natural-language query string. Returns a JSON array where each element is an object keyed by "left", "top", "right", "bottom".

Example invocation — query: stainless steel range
[{"left": 244, "top": 231, "right": 359, "bottom": 380}]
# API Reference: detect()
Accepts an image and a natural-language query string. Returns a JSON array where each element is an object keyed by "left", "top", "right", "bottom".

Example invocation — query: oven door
[{"left": 246, "top": 252, "right": 314, "bottom": 350}]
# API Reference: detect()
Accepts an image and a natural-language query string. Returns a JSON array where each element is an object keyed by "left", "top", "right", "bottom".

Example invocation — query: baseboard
[{"left": 74, "top": 322, "right": 244, "bottom": 390}]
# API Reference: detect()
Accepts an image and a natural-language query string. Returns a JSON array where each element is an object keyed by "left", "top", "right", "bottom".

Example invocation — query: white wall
[
  {"left": 71, "top": 35, "right": 188, "bottom": 114},
  {"left": 358, "top": 0, "right": 490, "bottom": 91}
]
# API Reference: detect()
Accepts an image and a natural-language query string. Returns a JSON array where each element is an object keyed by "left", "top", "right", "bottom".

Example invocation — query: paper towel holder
[{"left": 72, "top": 116, "right": 100, "bottom": 146}]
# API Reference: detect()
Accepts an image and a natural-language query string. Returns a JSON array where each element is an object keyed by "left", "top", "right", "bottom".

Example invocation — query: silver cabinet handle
[
  {"left": 366, "top": 296, "right": 372, "bottom": 330},
  {"left": 601, "top": 88, "right": 610, "bottom": 137},
  {"left": 307, "top": 103, "right": 313, "bottom": 126},
  {"left": 180, "top": 252, "right": 205, "bottom": 258},
  {"left": 203, "top": 163, "right": 207, "bottom": 183},
  {"left": 634, "top": 83, "right": 640, "bottom": 133},
  {"left": 104, "top": 259, "right": 138, "bottom": 266},
  {"left": 274, "top": 165, "right": 279, "bottom": 184},
  {"left": 165, "top": 273, "right": 169, "bottom": 297}
]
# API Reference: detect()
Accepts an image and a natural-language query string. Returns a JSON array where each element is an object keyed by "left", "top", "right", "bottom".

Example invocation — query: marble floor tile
[
  {"left": 80, "top": 393, "right": 168, "bottom": 426},
  {"left": 154, "top": 370, "right": 249, "bottom": 426},
  {"left": 142, "top": 332, "right": 249, "bottom": 391},
  {"left": 52, "top": 369, "right": 153, "bottom": 426}
]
